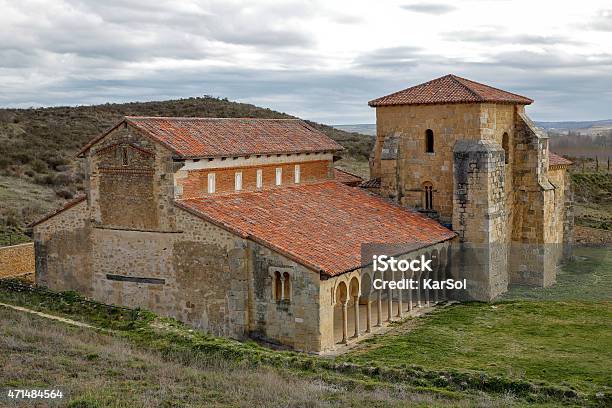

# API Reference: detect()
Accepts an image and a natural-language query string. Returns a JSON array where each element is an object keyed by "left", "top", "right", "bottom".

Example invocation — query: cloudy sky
[{"left": 1, "top": 0, "right": 611, "bottom": 124}]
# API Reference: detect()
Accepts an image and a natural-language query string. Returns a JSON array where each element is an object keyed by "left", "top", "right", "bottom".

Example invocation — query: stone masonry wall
[
  {"left": 372, "top": 103, "right": 517, "bottom": 221},
  {"left": 89, "top": 208, "right": 249, "bottom": 338},
  {"left": 32, "top": 200, "right": 93, "bottom": 295},
  {"left": 452, "top": 140, "right": 508, "bottom": 300},
  {"left": 248, "top": 242, "right": 322, "bottom": 352},
  {"left": 509, "top": 113, "right": 558, "bottom": 287},
  {"left": 86, "top": 125, "right": 179, "bottom": 232},
  {"left": 0, "top": 243, "right": 35, "bottom": 279}
]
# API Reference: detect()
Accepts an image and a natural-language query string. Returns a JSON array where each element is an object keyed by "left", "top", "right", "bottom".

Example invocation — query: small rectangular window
[
  {"left": 256, "top": 169, "right": 263, "bottom": 189},
  {"left": 207, "top": 173, "right": 216, "bottom": 194},
  {"left": 294, "top": 165, "right": 301, "bottom": 183},
  {"left": 275, "top": 167, "right": 282, "bottom": 186},
  {"left": 235, "top": 171, "right": 242, "bottom": 191},
  {"left": 121, "top": 146, "right": 129, "bottom": 166}
]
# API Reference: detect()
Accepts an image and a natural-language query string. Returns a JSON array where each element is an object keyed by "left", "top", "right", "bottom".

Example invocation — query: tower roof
[{"left": 368, "top": 74, "right": 533, "bottom": 107}]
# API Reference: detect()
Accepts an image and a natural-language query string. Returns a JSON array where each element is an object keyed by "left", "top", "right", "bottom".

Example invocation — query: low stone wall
[{"left": 0, "top": 242, "right": 35, "bottom": 281}]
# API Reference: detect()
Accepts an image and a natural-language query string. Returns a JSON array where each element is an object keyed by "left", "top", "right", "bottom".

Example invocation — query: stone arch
[
  {"left": 334, "top": 281, "right": 349, "bottom": 344},
  {"left": 349, "top": 276, "right": 360, "bottom": 298},
  {"left": 425, "top": 129, "right": 434, "bottom": 153},
  {"left": 334, "top": 280, "right": 348, "bottom": 306}
]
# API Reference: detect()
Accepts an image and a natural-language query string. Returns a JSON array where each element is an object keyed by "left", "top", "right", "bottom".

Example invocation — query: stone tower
[{"left": 368, "top": 74, "right": 573, "bottom": 300}]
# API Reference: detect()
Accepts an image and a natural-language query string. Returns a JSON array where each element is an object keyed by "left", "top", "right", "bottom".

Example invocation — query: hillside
[{"left": 0, "top": 97, "right": 373, "bottom": 243}]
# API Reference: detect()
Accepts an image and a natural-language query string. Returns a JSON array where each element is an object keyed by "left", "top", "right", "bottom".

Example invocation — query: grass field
[
  {"left": 0, "top": 297, "right": 524, "bottom": 408},
  {"left": 342, "top": 247, "right": 611, "bottom": 398},
  {"left": 0, "top": 247, "right": 610, "bottom": 407}
]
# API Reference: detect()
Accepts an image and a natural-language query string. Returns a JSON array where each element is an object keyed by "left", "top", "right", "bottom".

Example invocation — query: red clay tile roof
[
  {"left": 78, "top": 117, "right": 343, "bottom": 158},
  {"left": 28, "top": 195, "right": 87, "bottom": 228},
  {"left": 333, "top": 168, "right": 364, "bottom": 186},
  {"left": 176, "top": 181, "right": 455, "bottom": 277},
  {"left": 369, "top": 74, "right": 533, "bottom": 107},
  {"left": 549, "top": 152, "right": 573, "bottom": 167}
]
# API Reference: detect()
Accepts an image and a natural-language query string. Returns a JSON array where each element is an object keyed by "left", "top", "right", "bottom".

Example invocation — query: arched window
[
  {"left": 425, "top": 129, "right": 434, "bottom": 153},
  {"left": 282, "top": 272, "right": 291, "bottom": 302},
  {"left": 423, "top": 182, "right": 433, "bottom": 210},
  {"left": 274, "top": 271, "right": 282, "bottom": 301},
  {"left": 502, "top": 132, "right": 509, "bottom": 164}
]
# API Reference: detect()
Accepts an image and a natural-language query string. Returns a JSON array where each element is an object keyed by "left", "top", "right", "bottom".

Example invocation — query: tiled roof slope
[
  {"left": 79, "top": 117, "right": 344, "bottom": 158},
  {"left": 176, "top": 181, "right": 455, "bottom": 277},
  {"left": 333, "top": 168, "right": 364, "bottom": 186},
  {"left": 549, "top": 152, "right": 573, "bottom": 167},
  {"left": 369, "top": 74, "right": 533, "bottom": 107}
]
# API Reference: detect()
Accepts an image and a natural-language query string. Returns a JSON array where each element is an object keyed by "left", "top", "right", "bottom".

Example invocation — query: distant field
[{"left": 553, "top": 147, "right": 612, "bottom": 161}]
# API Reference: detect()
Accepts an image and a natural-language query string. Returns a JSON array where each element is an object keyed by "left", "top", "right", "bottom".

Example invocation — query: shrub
[{"left": 55, "top": 188, "right": 74, "bottom": 199}]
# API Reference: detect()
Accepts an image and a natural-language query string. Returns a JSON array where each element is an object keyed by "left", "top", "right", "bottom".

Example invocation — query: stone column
[
  {"left": 387, "top": 287, "right": 393, "bottom": 321},
  {"left": 407, "top": 273, "right": 413, "bottom": 312},
  {"left": 397, "top": 275, "right": 403, "bottom": 318},
  {"left": 376, "top": 290, "right": 382, "bottom": 326},
  {"left": 434, "top": 264, "right": 439, "bottom": 303},
  {"left": 424, "top": 270, "right": 430, "bottom": 306},
  {"left": 341, "top": 301, "right": 348, "bottom": 344},
  {"left": 353, "top": 296, "right": 360, "bottom": 338},
  {"left": 416, "top": 272, "right": 422, "bottom": 307},
  {"left": 281, "top": 279, "right": 285, "bottom": 301},
  {"left": 442, "top": 262, "right": 448, "bottom": 301},
  {"left": 366, "top": 300, "right": 372, "bottom": 333}
]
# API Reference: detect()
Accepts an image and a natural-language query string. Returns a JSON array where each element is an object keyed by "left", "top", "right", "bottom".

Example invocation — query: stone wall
[
  {"left": 371, "top": 103, "right": 518, "bottom": 221},
  {"left": 32, "top": 200, "right": 93, "bottom": 295},
  {"left": 0, "top": 243, "right": 35, "bottom": 279},
  {"left": 248, "top": 242, "right": 322, "bottom": 352},
  {"left": 509, "top": 113, "right": 559, "bottom": 287},
  {"left": 86, "top": 125, "right": 179, "bottom": 232},
  {"left": 452, "top": 140, "right": 508, "bottom": 300}
]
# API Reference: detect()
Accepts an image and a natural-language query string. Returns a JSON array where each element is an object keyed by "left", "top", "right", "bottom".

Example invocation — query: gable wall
[{"left": 86, "top": 124, "right": 179, "bottom": 231}]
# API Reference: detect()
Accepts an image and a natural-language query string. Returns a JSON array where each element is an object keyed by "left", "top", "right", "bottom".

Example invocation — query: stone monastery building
[{"left": 31, "top": 75, "right": 572, "bottom": 353}]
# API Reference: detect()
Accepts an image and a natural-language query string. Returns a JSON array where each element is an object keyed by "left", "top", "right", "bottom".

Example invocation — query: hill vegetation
[{"left": 0, "top": 97, "right": 373, "bottom": 242}]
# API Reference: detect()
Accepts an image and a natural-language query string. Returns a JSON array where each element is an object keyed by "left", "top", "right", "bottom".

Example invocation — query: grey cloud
[
  {"left": 443, "top": 30, "right": 583, "bottom": 46},
  {"left": 353, "top": 46, "right": 426, "bottom": 70},
  {"left": 401, "top": 3, "right": 456, "bottom": 15},
  {"left": 350, "top": 47, "right": 612, "bottom": 121},
  {"left": 0, "top": 0, "right": 610, "bottom": 125},
  {"left": 73, "top": 0, "right": 315, "bottom": 48},
  {"left": 590, "top": 9, "right": 612, "bottom": 31}
]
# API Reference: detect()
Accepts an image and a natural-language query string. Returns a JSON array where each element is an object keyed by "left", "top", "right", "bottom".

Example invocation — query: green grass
[
  {"left": 1, "top": 247, "right": 610, "bottom": 406},
  {"left": 3, "top": 307, "right": 471, "bottom": 408},
  {"left": 343, "top": 302, "right": 611, "bottom": 394},
  {"left": 341, "top": 247, "right": 612, "bottom": 399},
  {"left": 502, "top": 247, "right": 611, "bottom": 301},
  {"left": 0, "top": 280, "right": 593, "bottom": 406}
]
